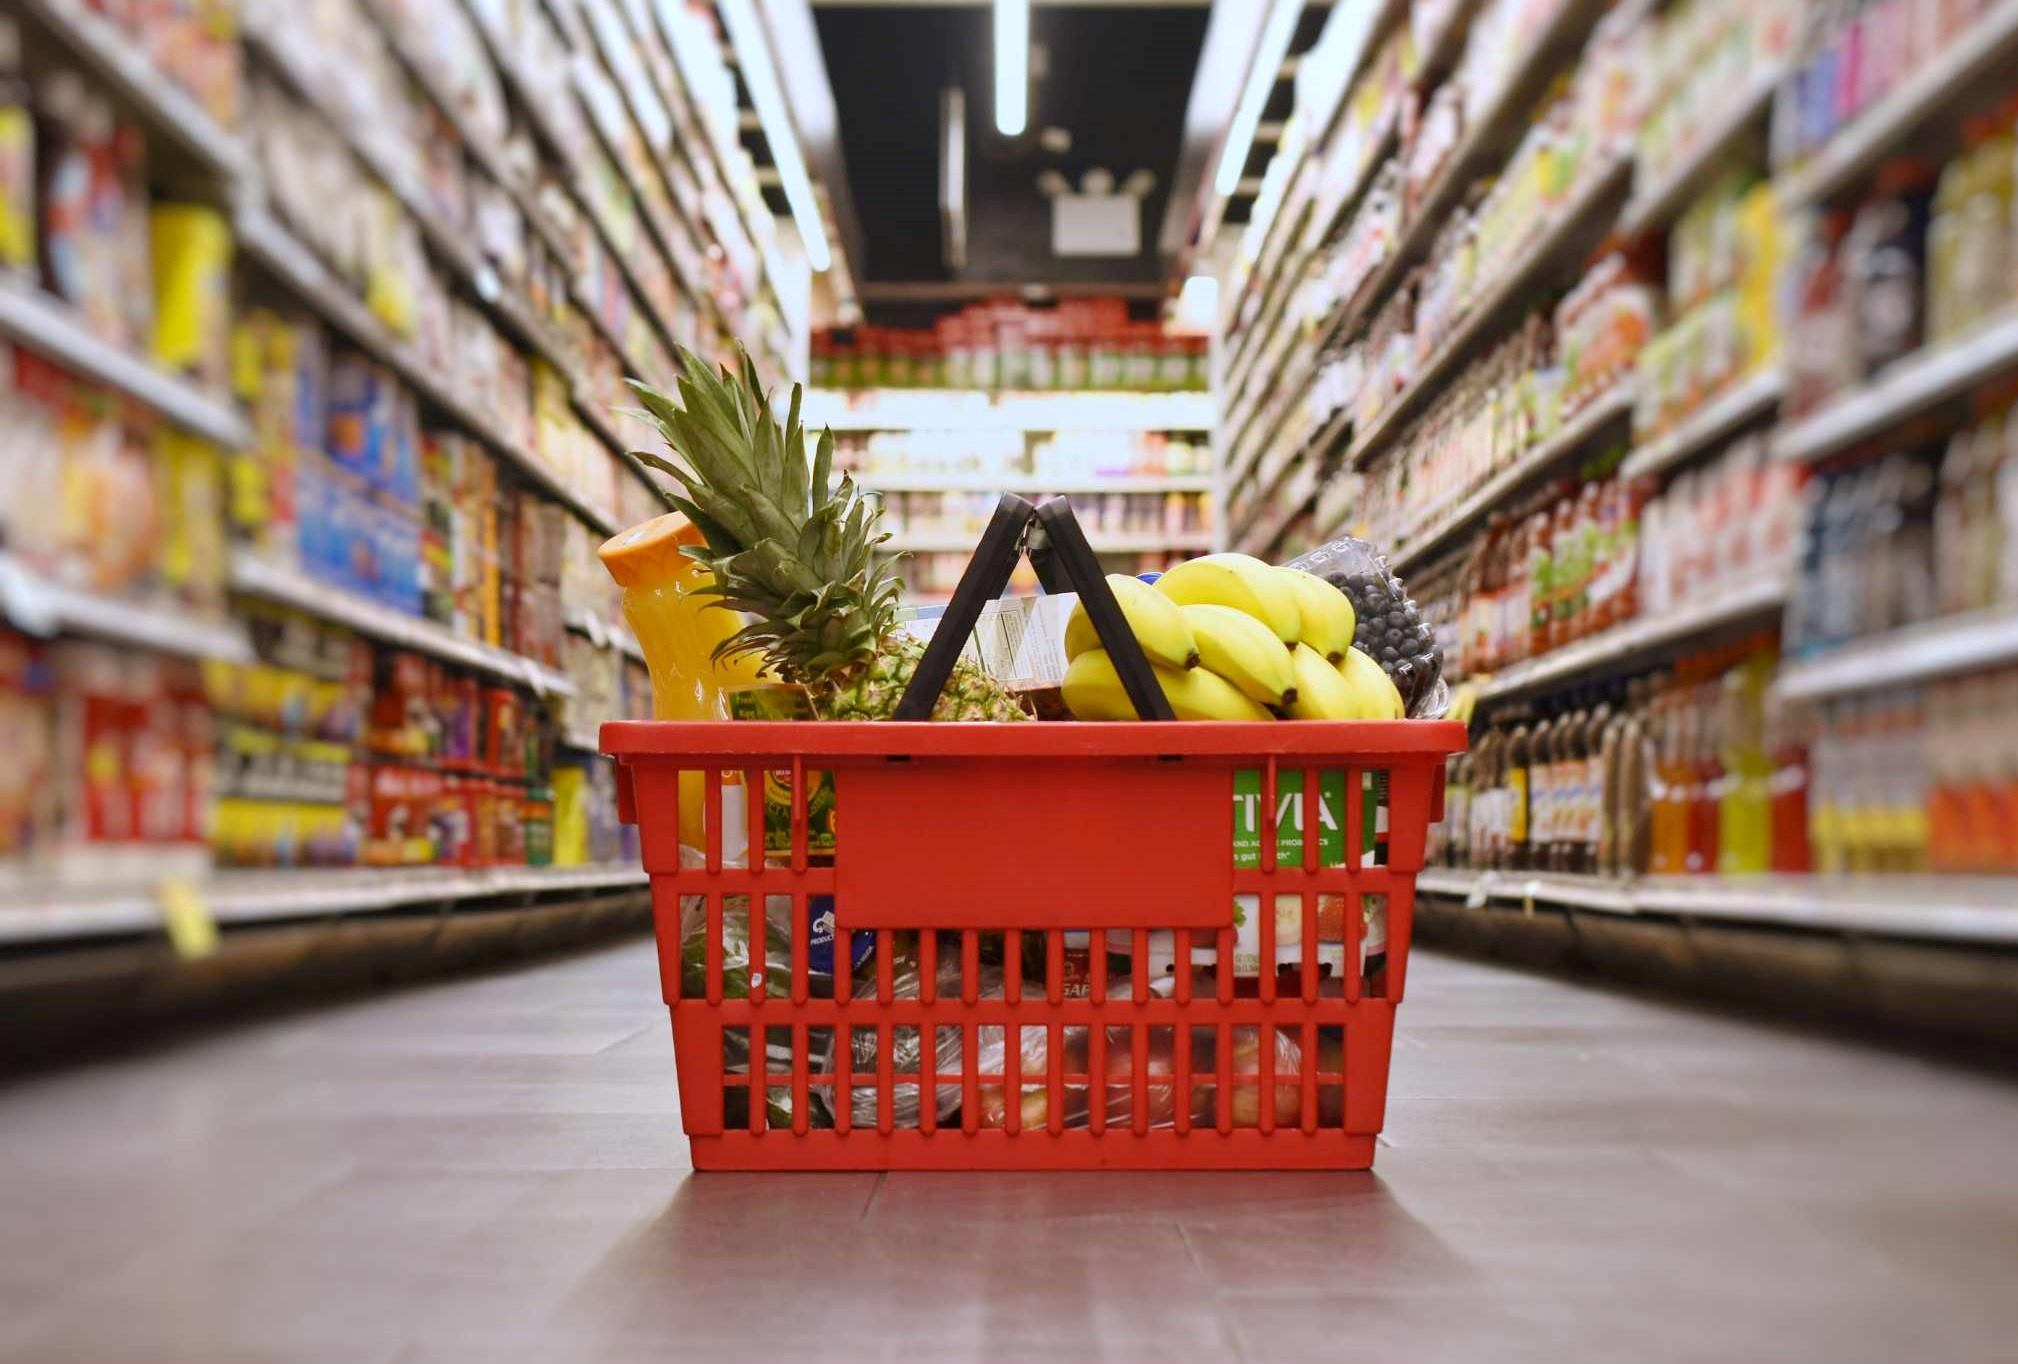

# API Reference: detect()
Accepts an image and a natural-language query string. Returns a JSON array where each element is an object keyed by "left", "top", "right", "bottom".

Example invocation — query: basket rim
[{"left": 600, "top": 719, "right": 1468, "bottom": 760}]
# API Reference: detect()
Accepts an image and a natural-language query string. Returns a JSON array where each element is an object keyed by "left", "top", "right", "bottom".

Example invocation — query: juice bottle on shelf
[
  {"left": 1686, "top": 681, "right": 1723, "bottom": 875},
  {"left": 598, "top": 512, "right": 770, "bottom": 850},
  {"left": 1926, "top": 675, "right": 1968, "bottom": 873},
  {"left": 1550, "top": 494, "right": 1580, "bottom": 652},
  {"left": 1717, "top": 654, "right": 1773, "bottom": 876},
  {"left": 1578, "top": 695, "right": 1611, "bottom": 875},
  {"left": 1785, "top": 210, "right": 1856, "bottom": 415},
  {"left": 1966, "top": 405, "right": 2010, "bottom": 611},
  {"left": 1527, "top": 712, "right": 1556, "bottom": 872},
  {"left": 1524, "top": 507, "right": 1551, "bottom": 663},
  {"left": 1936, "top": 425, "right": 1977, "bottom": 616},
  {"left": 1986, "top": 671, "right": 2018, "bottom": 873},
  {"left": 1648, "top": 686, "right": 1687, "bottom": 876},
  {"left": 1505, "top": 716, "right": 1532, "bottom": 871},
  {"left": 1556, "top": 702, "right": 1590, "bottom": 874},
  {"left": 1766, "top": 691, "right": 1814, "bottom": 874},
  {"left": 1846, "top": 158, "right": 1936, "bottom": 381},
  {"left": 0, "top": 17, "right": 31, "bottom": 276}
]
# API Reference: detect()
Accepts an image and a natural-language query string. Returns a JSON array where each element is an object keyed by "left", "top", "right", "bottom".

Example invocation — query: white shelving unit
[
  {"left": 0, "top": 284, "right": 249, "bottom": 449},
  {"left": 1620, "top": 368, "right": 1783, "bottom": 482},
  {"left": 1388, "top": 381, "right": 1637, "bottom": 575},
  {"left": 1419, "top": 867, "right": 2018, "bottom": 946},
  {"left": 1475, "top": 574, "right": 1788, "bottom": 702},
  {"left": 1619, "top": 64, "right": 1782, "bottom": 237},
  {"left": 0, "top": 555, "right": 254, "bottom": 664},
  {"left": 1776, "top": 605, "right": 2018, "bottom": 701},
  {"left": 229, "top": 551, "right": 577, "bottom": 698},
  {"left": 1771, "top": 311, "right": 2018, "bottom": 466},
  {"left": 0, "top": 865, "right": 650, "bottom": 946},
  {"left": 1778, "top": 0, "right": 2018, "bottom": 208}
]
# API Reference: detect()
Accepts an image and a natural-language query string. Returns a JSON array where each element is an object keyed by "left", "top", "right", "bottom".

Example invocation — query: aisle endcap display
[
  {"left": 803, "top": 389, "right": 1216, "bottom": 434},
  {"left": 0, "top": 283, "right": 249, "bottom": 449},
  {"left": 0, "top": 865, "right": 650, "bottom": 947}
]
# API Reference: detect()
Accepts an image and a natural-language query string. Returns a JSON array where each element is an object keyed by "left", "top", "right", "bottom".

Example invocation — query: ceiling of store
[{"left": 798, "top": 3, "right": 1212, "bottom": 322}]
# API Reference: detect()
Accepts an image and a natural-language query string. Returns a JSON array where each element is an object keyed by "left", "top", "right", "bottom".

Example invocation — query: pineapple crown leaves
[{"left": 622, "top": 344, "right": 905, "bottom": 683}]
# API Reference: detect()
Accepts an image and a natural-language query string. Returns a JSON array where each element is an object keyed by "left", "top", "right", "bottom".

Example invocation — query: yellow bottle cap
[{"left": 598, "top": 512, "right": 706, "bottom": 587}]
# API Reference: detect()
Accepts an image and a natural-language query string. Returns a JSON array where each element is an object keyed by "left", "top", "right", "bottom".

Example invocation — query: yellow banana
[
  {"left": 1153, "top": 553, "right": 1301, "bottom": 646},
  {"left": 1062, "top": 574, "right": 1200, "bottom": 670},
  {"left": 1062, "top": 649, "right": 1271, "bottom": 722},
  {"left": 1180, "top": 603, "right": 1298, "bottom": 708},
  {"left": 1285, "top": 642, "right": 1357, "bottom": 719},
  {"left": 1275, "top": 567, "right": 1356, "bottom": 663},
  {"left": 1337, "top": 646, "right": 1406, "bottom": 719}
]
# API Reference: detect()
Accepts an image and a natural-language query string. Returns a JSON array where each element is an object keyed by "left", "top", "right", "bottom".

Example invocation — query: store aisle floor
[{"left": 3, "top": 941, "right": 2015, "bottom": 1364}]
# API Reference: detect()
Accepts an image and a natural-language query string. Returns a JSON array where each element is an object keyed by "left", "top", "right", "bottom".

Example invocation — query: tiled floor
[{"left": 3, "top": 938, "right": 2016, "bottom": 1362}]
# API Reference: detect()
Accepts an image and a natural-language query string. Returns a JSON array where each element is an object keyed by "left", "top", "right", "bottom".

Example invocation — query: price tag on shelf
[{"left": 157, "top": 879, "right": 219, "bottom": 960}]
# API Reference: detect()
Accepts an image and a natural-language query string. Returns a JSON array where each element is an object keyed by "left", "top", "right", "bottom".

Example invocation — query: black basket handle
[{"left": 892, "top": 494, "right": 1174, "bottom": 721}]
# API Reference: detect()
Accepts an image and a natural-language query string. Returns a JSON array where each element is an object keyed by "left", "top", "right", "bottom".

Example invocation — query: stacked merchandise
[
  {"left": 0, "top": 0, "right": 792, "bottom": 938},
  {"left": 1221, "top": 0, "right": 2018, "bottom": 953},
  {"left": 812, "top": 299, "right": 1210, "bottom": 394},
  {"left": 834, "top": 429, "right": 1213, "bottom": 484}
]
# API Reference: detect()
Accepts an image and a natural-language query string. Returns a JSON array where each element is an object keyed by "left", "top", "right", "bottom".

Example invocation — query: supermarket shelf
[
  {"left": 1619, "top": 64, "right": 1782, "bottom": 238},
  {"left": 1346, "top": 155, "right": 1632, "bottom": 472},
  {"left": 804, "top": 390, "right": 1216, "bottom": 433},
  {"left": 1776, "top": 604, "right": 2018, "bottom": 702},
  {"left": 0, "top": 865, "right": 649, "bottom": 947},
  {"left": 1770, "top": 311, "right": 2018, "bottom": 466},
  {"left": 1328, "top": 0, "right": 1615, "bottom": 356},
  {"left": 887, "top": 531, "right": 1216, "bottom": 555},
  {"left": 1389, "top": 381, "right": 1637, "bottom": 576},
  {"left": 0, "top": 554, "right": 253, "bottom": 663},
  {"left": 565, "top": 609, "right": 646, "bottom": 664},
  {"left": 17, "top": 0, "right": 249, "bottom": 183},
  {"left": 1238, "top": 463, "right": 1322, "bottom": 559},
  {"left": 229, "top": 551, "right": 577, "bottom": 698},
  {"left": 235, "top": 207, "right": 622, "bottom": 537},
  {"left": 242, "top": 22, "right": 580, "bottom": 382},
  {"left": 0, "top": 283, "right": 249, "bottom": 449},
  {"left": 1620, "top": 367, "right": 1783, "bottom": 481},
  {"left": 858, "top": 474, "right": 1215, "bottom": 495},
  {"left": 1779, "top": 0, "right": 2018, "bottom": 207},
  {"left": 1416, "top": 867, "right": 2018, "bottom": 944},
  {"left": 1476, "top": 573, "right": 1788, "bottom": 701}
]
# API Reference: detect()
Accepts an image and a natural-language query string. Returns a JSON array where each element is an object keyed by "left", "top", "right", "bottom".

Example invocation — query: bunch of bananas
[{"left": 1061, "top": 554, "right": 1408, "bottom": 722}]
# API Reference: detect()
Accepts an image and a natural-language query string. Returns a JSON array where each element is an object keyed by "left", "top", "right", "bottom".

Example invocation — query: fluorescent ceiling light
[
  {"left": 719, "top": 0, "right": 833, "bottom": 272},
  {"left": 1212, "top": 0, "right": 1299, "bottom": 198},
  {"left": 995, "top": 0, "right": 1029, "bottom": 136}
]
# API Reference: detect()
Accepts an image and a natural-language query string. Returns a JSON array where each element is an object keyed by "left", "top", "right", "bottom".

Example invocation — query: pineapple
[{"left": 626, "top": 347, "right": 1027, "bottom": 722}]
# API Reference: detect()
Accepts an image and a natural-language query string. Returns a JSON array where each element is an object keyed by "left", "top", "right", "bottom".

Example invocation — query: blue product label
[{"left": 804, "top": 895, "right": 873, "bottom": 978}]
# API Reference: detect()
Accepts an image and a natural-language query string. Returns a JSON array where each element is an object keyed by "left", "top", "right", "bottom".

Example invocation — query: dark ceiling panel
[{"left": 813, "top": 5, "right": 1208, "bottom": 308}]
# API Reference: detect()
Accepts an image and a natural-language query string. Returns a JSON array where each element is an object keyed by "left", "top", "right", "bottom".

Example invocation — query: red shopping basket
[{"left": 602, "top": 496, "right": 1464, "bottom": 1170}]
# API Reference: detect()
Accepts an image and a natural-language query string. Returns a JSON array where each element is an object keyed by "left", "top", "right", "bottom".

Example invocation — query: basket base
[{"left": 690, "top": 1129, "right": 1378, "bottom": 1171}]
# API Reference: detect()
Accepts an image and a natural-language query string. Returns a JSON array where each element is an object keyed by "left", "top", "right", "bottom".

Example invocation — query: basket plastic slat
[
  {"left": 792, "top": 1023, "right": 810, "bottom": 1137},
  {"left": 1048, "top": 1021, "right": 1064, "bottom": 1136},
  {"left": 750, "top": 1026, "right": 767, "bottom": 1135},
  {"left": 920, "top": 1019, "right": 938, "bottom": 1135},
  {"left": 789, "top": 757, "right": 808, "bottom": 872},
  {"left": 1045, "top": 931, "right": 1063, "bottom": 1007},
  {"left": 1174, "top": 930, "right": 1193, "bottom": 1004},
  {"left": 1301, "top": 1020, "right": 1319, "bottom": 1135},
  {"left": 877, "top": 1021, "right": 894, "bottom": 1137},
  {"left": 704, "top": 769, "right": 723, "bottom": 873},
  {"left": 1132, "top": 1022, "right": 1149, "bottom": 1136},
  {"left": 1089, "top": 929, "right": 1107, "bottom": 1003},
  {"left": 1258, "top": 1025, "right": 1276, "bottom": 1136},
  {"left": 1086, "top": 1019, "right": 1107, "bottom": 1136},
  {"left": 1174, "top": 1020, "right": 1193, "bottom": 1136},
  {"left": 1132, "top": 929, "right": 1149, "bottom": 1004},
  {"left": 876, "top": 930, "right": 893, "bottom": 1004},
  {"left": 745, "top": 771, "right": 765, "bottom": 1003},
  {"left": 705, "top": 892, "right": 723, "bottom": 1006},
  {"left": 1004, "top": 1025, "right": 1022, "bottom": 1136},
  {"left": 790, "top": 894, "right": 808, "bottom": 1005},
  {"left": 961, "top": 932, "right": 979, "bottom": 1006},
  {"left": 1302, "top": 890, "right": 1319, "bottom": 1005},
  {"left": 834, "top": 1024, "right": 852, "bottom": 1134},
  {"left": 1216, "top": 1022, "right": 1232, "bottom": 1135},
  {"left": 961, "top": 1021, "right": 980, "bottom": 1136},
  {"left": 1005, "top": 930, "right": 1023, "bottom": 1004}
]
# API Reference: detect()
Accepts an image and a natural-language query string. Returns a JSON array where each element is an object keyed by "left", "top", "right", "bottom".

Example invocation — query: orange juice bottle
[{"left": 598, "top": 511, "right": 769, "bottom": 849}]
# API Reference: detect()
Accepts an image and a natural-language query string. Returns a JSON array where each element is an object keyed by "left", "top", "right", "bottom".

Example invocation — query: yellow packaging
[
  {"left": 1734, "top": 181, "right": 1783, "bottom": 371},
  {"left": 150, "top": 204, "right": 233, "bottom": 388},
  {"left": 553, "top": 766, "right": 588, "bottom": 866},
  {"left": 0, "top": 102, "right": 34, "bottom": 273}
]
